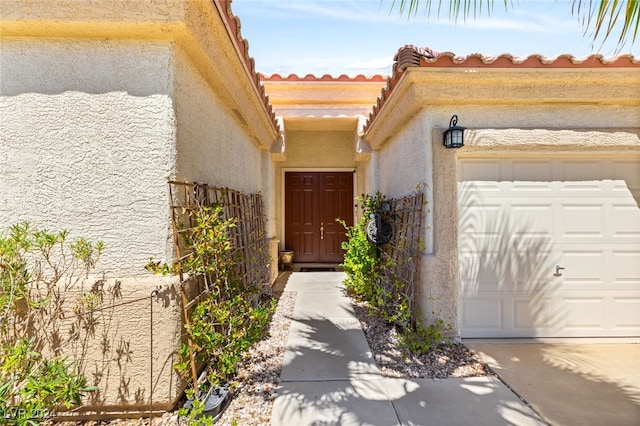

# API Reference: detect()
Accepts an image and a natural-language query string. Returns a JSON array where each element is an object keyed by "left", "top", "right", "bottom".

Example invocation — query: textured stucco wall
[
  {"left": 422, "top": 134, "right": 458, "bottom": 332},
  {"left": 378, "top": 114, "right": 434, "bottom": 254},
  {"left": 55, "top": 276, "right": 185, "bottom": 416},
  {"left": 379, "top": 113, "right": 430, "bottom": 198},
  {"left": 376, "top": 114, "right": 440, "bottom": 327},
  {"left": 0, "top": 39, "right": 176, "bottom": 275},
  {"left": 0, "top": 39, "right": 174, "bottom": 97},
  {"left": 280, "top": 130, "right": 358, "bottom": 169},
  {"left": 0, "top": 0, "right": 185, "bottom": 23},
  {"left": 428, "top": 105, "right": 640, "bottom": 134},
  {"left": 172, "top": 49, "right": 264, "bottom": 193}
]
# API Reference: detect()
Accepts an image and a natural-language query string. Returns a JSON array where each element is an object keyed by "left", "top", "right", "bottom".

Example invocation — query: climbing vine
[
  {"left": 341, "top": 191, "right": 445, "bottom": 353},
  {"left": 147, "top": 205, "right": 274, "bottom": 422}
]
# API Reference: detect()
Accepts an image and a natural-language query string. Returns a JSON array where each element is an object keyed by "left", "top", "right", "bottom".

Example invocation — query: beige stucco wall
[
  {"left": 378, "top": 113, "right": 434, "bottom": 252},
  {"left": 172, "top": 46, "right": 278, "bottom": 280},
  {"left": 0, "top": 39, "right": 177, "bottom": 275},
  {"left": 55, "top": 276, "right": 186, "bottom": 417},
  {"left": 172, "top": 49, "right": 265, "bottom": 193}
]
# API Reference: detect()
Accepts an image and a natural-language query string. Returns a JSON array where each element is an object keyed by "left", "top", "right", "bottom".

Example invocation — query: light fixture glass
[{"left": 443, "top": 115, "right": 465, "bottom": 148}]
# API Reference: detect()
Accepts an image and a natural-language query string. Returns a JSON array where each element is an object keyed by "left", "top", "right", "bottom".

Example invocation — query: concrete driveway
[{"left": 465, "top": 341, "right": 640, "bottom": 426}]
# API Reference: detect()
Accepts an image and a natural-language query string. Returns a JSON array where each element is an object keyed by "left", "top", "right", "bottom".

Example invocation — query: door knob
[{"left": 554, "top": 265, "right": 565, "bottom": 277}]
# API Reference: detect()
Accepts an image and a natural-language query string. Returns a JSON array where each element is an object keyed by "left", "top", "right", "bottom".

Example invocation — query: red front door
[{"left": 285, "top": 172, "right": 354, "bottom": 263}]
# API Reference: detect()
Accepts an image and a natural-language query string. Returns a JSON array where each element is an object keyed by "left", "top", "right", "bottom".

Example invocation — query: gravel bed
[
  {"left": 55, "top": 287, "right": 491, "bottom": 425},
  {"left": 215, "top": 291, "right": 295, "bottom": 426},
  {"left": 352, "top": 300, "right": 492, "bottom": 379}
]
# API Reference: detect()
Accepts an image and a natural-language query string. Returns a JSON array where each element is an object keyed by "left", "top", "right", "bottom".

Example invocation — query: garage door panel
[
  {"left": 612, "top": 297, "right": 640, "bottom": 329},
  {"left": 562, "top": 160, "right": 603, "bottom": 181},
  {"left": 561, "top": 181, "right": 604, "bottom": 192},
  {"left": 513, "top": 297, "right": 554, "bottom": 330},
  {"left": 562, "top": 205, "right": 605, "bottom": 237},
  {"left": 613, "top": 252, "right": 640, "bottom": 283},
  {"left": 511, "top": 181, "right": 553, "bottom": 191},
  {"left": 560, "top": 251, "right": 606, "bottom": 284},
  {"left": 510, "top": 160, "right": 552, "bottom": 181},
  {"left": 462, "top": 297, "right": 504, "bottom": 330},
  {"left": 613, "top": 180, "right": 639, "bottom": 194},
  {"left": 459, "top": 156, "right": 640, "bottom": 338},
  {"left": 458, "top": 205, "right": 502, "bottom": 234},
  {"left": 510, "top": 204, "right": 554, "bottom": 236},
  {"left": 558, "top": 297, "right": 606, "bottom": 332},
  {"left": 459, "top": 253, "right": 501, "bottom": 285},
  {"left": 611, "top": 160, "right": 640, "bottom": 186},
  {"left": 460, "top": 160, "right": 502, "bottom": 180},
  {"left": 460, "top": 250, "right": 556, "bottom": 287},
  {"left": 612, "top": 205, "right": 640, "bottom": 237}
]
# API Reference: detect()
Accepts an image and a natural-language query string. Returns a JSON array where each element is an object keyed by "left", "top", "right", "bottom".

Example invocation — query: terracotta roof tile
[
  {"left": 420, "top": 51, "right": 640, "bottom": 68},
  {"left": 261, "top": 73, "right": 387, "bottom": 82},
  {"left": 216, "top": 0, "right": 280, "bottom": 134},
  {"left": 364, "top": 45, "right": 639, "bottom": 134}
]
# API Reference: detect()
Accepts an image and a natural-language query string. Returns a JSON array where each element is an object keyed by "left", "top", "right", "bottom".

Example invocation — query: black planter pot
[{"left": 183, "top": 383, "right": 230, "bottom": 423}]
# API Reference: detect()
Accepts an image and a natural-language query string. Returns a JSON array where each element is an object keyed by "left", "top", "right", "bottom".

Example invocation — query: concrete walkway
[{"left": 271, "top": 272, "right": 546, "bottom": 426}]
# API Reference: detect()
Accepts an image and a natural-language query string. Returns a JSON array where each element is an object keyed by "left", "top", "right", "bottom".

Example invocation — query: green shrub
[
  {"left": 148, "top": 205, "right": 274, "bottom": 422},
  {"left": 338, "top": 217, "right": 379, "bottom": 302},
  {"left": 340, "top": 193, "right": 445, "bottom": 354},
  {"left": 0, "top": 222, "right": 100, "bottom": 424}
]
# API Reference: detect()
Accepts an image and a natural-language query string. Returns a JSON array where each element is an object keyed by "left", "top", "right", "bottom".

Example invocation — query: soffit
[
  {"left": 262, "top": 74, "right": 386, "bottom": 119},
  {"left": 284, "top": 116, "right": 359, "bottom": 132}
]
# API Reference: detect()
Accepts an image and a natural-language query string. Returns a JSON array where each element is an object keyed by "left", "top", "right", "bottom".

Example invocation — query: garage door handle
[{"left": 554, "top": 265, "right": 565, "bottom": 277}]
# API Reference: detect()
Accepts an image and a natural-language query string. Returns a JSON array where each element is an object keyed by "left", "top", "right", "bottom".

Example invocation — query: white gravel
[
  {"left": 352, "top": 300, "right": 492, "bottom": 379},
  {"left": 55, "top": 286, "right": 491, "bottom": 425}
]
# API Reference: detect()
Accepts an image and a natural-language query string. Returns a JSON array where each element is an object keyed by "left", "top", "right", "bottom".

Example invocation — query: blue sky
[{"left": 232, "top": 0, "right": 639, "bottom": 76}]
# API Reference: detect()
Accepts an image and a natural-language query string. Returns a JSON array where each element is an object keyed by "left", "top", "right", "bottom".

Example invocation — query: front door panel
[{"left": 285, "top": 172, "right": 353, "bottom": 263}]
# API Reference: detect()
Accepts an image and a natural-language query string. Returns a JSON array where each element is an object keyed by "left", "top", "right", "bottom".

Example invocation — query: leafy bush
[
  {"left": 338, "top": 216, "right": 379, "bottom": 302},
  {"left": 340, "top": 193, "right": 445, "bottom": 354},
  {"left": 0, "top": 222, "right": 100, "bottom": 424},
  {"left": 147, "top": 205, "right": 274, "bottom": 421}
]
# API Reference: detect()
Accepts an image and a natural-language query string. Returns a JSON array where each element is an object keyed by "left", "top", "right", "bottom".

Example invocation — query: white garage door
[{"left": 459, "top": 156, "right": 640, "bottom": 338}]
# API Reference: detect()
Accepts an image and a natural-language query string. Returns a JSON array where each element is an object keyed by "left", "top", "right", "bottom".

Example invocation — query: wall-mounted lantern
[{"left": 443, "top": 115, "right": 465, "bottom": 148}]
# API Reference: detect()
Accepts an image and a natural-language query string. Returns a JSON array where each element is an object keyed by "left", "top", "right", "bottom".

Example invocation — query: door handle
[
  {"left": 320, "top": 223, "right": 324, "bottom": 240},
  {"left": 554, "top": 265, "right": 565, "bottom": 277}
]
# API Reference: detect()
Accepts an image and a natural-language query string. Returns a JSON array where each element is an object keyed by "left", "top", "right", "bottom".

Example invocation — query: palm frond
[
  {"left": 393, "top": 0, "right": 509, "bottom": 21},
  {"left": 391, "top": 0, "right": 637, "bottom": 52},
  {"left": 572, "top": 0, "right": 637, "bottom": 51}
]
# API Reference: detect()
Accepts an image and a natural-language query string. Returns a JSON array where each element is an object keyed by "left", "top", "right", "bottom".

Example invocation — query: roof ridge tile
[
  {"left": 219, "top": 0, "right": 281, "bottom": 135},
  {"left": 260, "top": 73, "right": 387, "bottom": 82}
]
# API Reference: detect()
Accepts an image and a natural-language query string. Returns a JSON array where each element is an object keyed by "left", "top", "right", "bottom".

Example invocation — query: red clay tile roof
[
  {"left": 419, "top": 51, "right": 640, "bottom": 68},
  {"left": 364, "top": 45, "right": 640, "bottom": 135},
  {"left": 215, "top": 0, "right": 280, "bottom": 135},
  {"left": 261, "top": 73, "right": 387, "bottom": 82}
]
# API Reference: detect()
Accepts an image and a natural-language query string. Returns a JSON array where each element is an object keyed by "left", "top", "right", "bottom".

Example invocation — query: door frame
[{"left": 280, "top": 167, "right": 358, "bottom": 254}]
